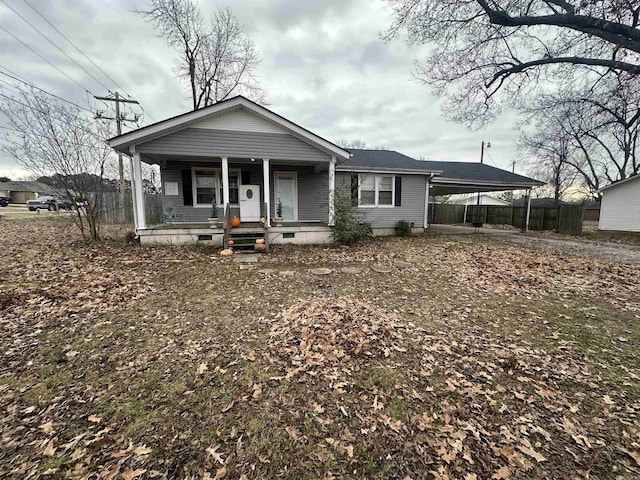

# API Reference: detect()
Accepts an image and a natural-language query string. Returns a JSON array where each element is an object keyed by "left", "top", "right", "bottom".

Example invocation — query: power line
[
  {"left": 0, "top": 0, "right": 113, "bottom": 92},
  {"left": 0, "top": 92, "right": 105, "bottom": 139},
  {"left": 19, "top": 0, "right": 129, "bottom": 97},
  {"left": 0, "top": 124, "right": 111, "bottom": 150},
  {"left": 17, "top": 0, "right": 156, "bottom": 123},
  {"left": 0, "top": 68, "right": 94, "bottom": 113},
  {"left": 0, "top": 24, "right": 94, "bottom": 95}
]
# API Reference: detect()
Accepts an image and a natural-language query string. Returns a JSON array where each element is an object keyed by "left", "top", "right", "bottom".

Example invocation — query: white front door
[
  {"left": 240, "top": 185, "right": 261, "bottom": 221},
  {"left": 274, "top": 172, "right": 297, "bottom": 221}
]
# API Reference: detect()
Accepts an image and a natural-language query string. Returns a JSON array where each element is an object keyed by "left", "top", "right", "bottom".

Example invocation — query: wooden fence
[
  {"left": 432, "top": 203, "right": 584, "bottom": 235},
  {"left": 100, "top": 192, "right": 163, "bottom": 225}
]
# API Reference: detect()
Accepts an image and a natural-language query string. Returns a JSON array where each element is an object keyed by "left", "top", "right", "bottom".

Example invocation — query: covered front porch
[{"left": 128, "top": 153, "right": 339, "bottom": 246}]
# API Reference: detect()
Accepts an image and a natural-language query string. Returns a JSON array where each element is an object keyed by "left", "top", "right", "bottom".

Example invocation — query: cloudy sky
[{"left": 0, "top": 0, "right": 521, "bottom": 179}]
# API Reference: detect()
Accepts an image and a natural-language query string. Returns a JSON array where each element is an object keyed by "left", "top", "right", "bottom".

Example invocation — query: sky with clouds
[{"left": 0, "top": 0, "right": 522, "bottom": 179}]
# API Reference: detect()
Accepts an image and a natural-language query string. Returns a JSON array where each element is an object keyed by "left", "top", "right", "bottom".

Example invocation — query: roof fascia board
[
  {"left": 109, "top": 97, "right": 350, "bottom": 161},
  {"left": 598, "top": 174, "right": 640, "bottom": 192},
  {"left": 432, "top": 177, "right": 544, "bottom": 188},
  {"left": 336, "top": 167, "right": 443, "bottom": 175}
]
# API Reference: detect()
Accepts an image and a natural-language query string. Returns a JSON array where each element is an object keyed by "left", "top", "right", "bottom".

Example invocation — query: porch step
[{"left": 227, "top": 229, "right": 268, "bottom": 253}]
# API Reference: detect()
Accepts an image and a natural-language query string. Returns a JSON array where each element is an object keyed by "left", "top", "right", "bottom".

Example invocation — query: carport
[{"left": 344, "top": 150, "right": 544, "bottom": 230}]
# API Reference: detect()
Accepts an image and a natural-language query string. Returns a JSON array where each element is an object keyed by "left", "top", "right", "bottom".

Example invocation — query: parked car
[
  {"left": 26, "top": 195, "right": 73, "bottom": 211},
  {"left": 0, "top": 195, "right": 12, "bottom": 207}
]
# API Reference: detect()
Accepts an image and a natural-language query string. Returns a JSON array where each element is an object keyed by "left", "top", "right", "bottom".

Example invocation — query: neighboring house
[
  {"left": 108, "top": 96, "right": 542, "bottom": 245},
  {"left": 0, "top": 181, "right": 53, "bottom": 204},
  {"left": 450, "top": 193, "right": 510, "bottom": 206},
  {"left": 598, "top": 175, "right": 640, "bottom": 232}
]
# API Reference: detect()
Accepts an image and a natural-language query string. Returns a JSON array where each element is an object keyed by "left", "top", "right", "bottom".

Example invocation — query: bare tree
[
  {"left": 0, "top": 90, "right": 115, "bottom": 242},
  {"left": 335, "top": 139, "right": 369, "bottom": 149},
  {"left": 520, "top": 125, "right": 577, "bottom": 201},
  {"left": 141, "top": 0, "right": 264, "bottom": 110},
  {"left": 520, "top": 76, "right": 640, "bottom": 196},
  {"left": 386, "top": 1, "right": 640, "bottom": 125}
]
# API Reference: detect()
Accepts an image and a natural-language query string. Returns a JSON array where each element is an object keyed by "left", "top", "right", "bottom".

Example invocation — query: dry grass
[{"left": 0, "top": 217, "right": 639, "bottom": 479}]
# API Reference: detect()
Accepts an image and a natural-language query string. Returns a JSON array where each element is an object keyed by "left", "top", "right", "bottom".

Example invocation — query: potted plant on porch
[
  {"left": 208, "top": 201, "right": 222, "bottom": 228},
  {"left": 272, "top": 198, "right": 284, "bottom": 226}
]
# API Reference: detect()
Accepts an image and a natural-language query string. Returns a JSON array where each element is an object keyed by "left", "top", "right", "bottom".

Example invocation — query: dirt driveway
[
  {"left": 430, "top": 224, "right": 640, "bottom": 265},
  {"left": 502, "top": 234, "right": 640, "bottom": 265}
]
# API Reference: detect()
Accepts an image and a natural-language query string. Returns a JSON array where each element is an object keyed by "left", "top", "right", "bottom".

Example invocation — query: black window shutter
[
  {"left": 350, "top": 173, "right": 358, "bottom": 205},
  {"left": 241, "top": 171, "right": 251, "bottom": 185},
  {"left": 394, "top": 176, "right": 402, "bottom": 206},
  {"left": 182, "top": 169, "right": 193, "bottom": 206}
]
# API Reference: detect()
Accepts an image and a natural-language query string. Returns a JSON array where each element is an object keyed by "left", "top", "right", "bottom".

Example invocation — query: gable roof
[
  {"left": 599, "top": 173, "right": 640, "bottom": 192},
  {"left": 341, "top": 149, "right": 543, "bottom": 188},
  {"left": 108, "top": 95, "right": 351, "bottom": 161}
]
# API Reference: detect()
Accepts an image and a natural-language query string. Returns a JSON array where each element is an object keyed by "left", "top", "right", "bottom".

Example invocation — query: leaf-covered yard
[{"left": 1, "top": 218, "right": 639, "bottom": 479}]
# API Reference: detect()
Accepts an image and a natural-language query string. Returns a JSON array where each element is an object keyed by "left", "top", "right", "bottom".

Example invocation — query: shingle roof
[{"left": 342, "top": 149, "right": 542, "bottom": 186}]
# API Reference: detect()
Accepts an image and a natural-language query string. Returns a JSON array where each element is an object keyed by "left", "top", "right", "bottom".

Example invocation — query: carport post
[
  {"left": 524, "top": 189, "right": 532, "bottom": 232},
  {"left": 424, "top": 175, "right": 431, "bottom": 229}
]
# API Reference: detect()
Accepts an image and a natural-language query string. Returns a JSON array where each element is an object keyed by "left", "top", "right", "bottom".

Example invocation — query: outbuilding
[{"left": 598, "top": 175, "right": 640, "bottom": 232}]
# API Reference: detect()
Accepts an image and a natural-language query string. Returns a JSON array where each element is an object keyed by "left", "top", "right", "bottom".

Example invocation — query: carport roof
[{"left": 340, "top": 149, "right": 543, "bottom": 193}]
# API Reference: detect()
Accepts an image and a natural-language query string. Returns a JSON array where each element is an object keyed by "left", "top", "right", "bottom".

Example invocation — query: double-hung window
[
  {"left": 359, "top": 174, "right": 394, "bottom": 207},
  {"left": 192, "top": 168, "right": 242, "bottom": 207},
  {"left": 194, "top": 169, "right": 219, "bottom": 207}
]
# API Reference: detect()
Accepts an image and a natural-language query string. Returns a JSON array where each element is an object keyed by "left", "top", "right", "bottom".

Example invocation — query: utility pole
[{"left": 94, "top": 92, "right": 140, "bottom": 194}]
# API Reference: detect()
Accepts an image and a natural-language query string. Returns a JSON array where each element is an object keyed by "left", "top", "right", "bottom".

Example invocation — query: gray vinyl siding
[
  {"left": 335, "top": 172, "right": 427, "bottom": 228},
  {"left": 161, "top": 162, "right": 329, "bottom": 223},
  {"left": 138, "top": 127, "right": 331, "bottom": 163}
]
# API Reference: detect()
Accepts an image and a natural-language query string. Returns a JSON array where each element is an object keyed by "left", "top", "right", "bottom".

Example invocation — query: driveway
[{"left": 429, "top": 223, "right": 640, "bottom": 265}]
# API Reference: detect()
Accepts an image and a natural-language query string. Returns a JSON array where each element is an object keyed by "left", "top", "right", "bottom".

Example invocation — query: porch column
[
  {"left": 328, "top": 156, "right": 336, "bottom": 226},
  {"left": 262, "top": 158, "right": 271, "bottom": 227},
  {"left": 132, "top": 152, "right": 146, "bottom": 229},
  {"left": 221, "top": 157, "right": 230, "bottom": 209},
  {"left": 128, "top": 155, "right": 139, "bottom": 230}
]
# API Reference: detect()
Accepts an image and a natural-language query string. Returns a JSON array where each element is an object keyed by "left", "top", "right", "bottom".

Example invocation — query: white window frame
[
  {"left": 358, "top": 174, "right": 395, "bottom": 208},
  {"left": 191, "top": 167, "right": 241, "bottom": 208}
]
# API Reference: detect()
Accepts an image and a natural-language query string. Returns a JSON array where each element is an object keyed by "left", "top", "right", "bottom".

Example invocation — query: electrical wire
[
  {"left": 19, "top": 0, "right": 131, "bottom": 98},
  {"left": 0, "top": 68, "right": 94, "bottom": 113},
  {"left": 0, "top": 24, "right": 94, "bottom": 95},
  {"left": 0, "top": 92, "right": 106, "bottom": 139},
  {"left": 17, "top": 0, "right": 156, "bottom": 123},
  {"left": 0, "top": 0, "right": 113, "bottom": 92},
  {"left": 0, "top": 124, "right": 111, "bottom": 150}
]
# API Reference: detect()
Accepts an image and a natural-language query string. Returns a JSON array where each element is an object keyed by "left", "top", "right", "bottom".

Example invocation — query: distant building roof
[{"left": 0, "top": 181, "right": 53, "bottom": 193}]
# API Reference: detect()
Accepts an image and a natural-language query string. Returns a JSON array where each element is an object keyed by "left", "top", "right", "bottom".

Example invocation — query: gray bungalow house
[{"left": 108, "top": 96, "right": 541, "bottom": 246}]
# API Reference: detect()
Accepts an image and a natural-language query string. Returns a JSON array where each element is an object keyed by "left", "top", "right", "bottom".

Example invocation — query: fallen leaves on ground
[{"left": 0, "top": 218, "right": 639, "bottom": 479}]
